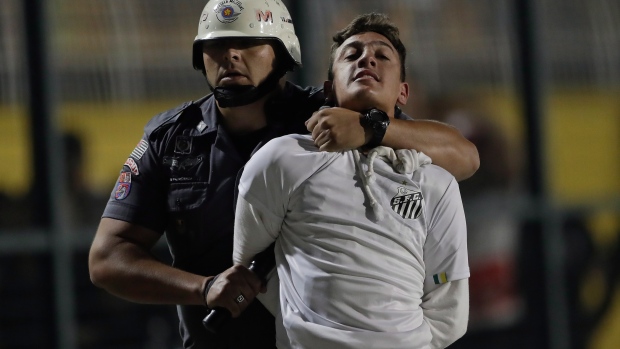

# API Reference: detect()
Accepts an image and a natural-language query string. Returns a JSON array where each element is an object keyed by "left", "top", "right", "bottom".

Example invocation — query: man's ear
[
  {"left": 323, "top": 80, "right": 335, "bottom": 106},
  {"left": 397, "top": 82, "right": 410, "bottom": 106}
]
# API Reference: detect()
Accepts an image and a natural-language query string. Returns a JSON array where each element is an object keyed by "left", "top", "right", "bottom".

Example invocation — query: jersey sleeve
[
  {"left": 423, "top": 178, "right": 469, "bottom": 292},
  {"left": 101, "top": 133, "right": 168, "bottom": 234},
  {"left": 233, "top": 195, "right": 281, "bottom": 267},
  {"left": 421, "top": 279, "right": 469, "bottom": 348},
  {"left": 233, "top": 195, "right": 281, "bottom": 316}
]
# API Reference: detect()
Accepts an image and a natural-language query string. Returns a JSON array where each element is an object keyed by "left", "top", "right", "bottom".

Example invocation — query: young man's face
[
  {"left": 329, "top": 32, "right": 408, "bottom": 115},
  {"left": 202, "top": 38, "right": 277, "bottom": 89}
]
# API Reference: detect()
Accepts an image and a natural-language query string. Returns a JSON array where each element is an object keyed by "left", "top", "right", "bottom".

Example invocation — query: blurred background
[{"left": 0, "top": 0, "right": 618, "bottom": 348}]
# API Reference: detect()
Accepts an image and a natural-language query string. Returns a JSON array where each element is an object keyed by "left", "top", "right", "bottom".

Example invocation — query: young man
[
  {"left": 88, "top": 1, "right": 476, "bottom": 348},
  {"left": 233, "top": 13, "right": 469, "bottom": 349}
]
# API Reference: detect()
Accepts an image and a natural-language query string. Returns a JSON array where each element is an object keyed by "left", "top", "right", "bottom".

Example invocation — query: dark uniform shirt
[
  {"left": 102, "top": 82, "right": 412, "bottom": 348},
  {"left": 103, "top": 82, "right": 323, "bottom": 349}
]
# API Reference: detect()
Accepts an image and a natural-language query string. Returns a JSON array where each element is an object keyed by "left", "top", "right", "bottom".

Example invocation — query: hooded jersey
[{"left": 235, "top": 134, "right": 469, "bottom": 349}]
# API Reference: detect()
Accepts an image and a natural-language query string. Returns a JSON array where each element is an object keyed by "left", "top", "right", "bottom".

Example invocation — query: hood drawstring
[{"left": 353, "top": 147, "right": 432, "bottom": 221}]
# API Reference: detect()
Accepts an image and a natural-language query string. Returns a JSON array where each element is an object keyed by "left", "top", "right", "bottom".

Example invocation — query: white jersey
[{"left": 234, "top": 134, "right": 469, "bottom": 349}]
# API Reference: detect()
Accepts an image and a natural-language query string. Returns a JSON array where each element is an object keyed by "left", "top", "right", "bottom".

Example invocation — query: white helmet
[{"left": 192, "top": 0, "right": 302, "bottom": 72}]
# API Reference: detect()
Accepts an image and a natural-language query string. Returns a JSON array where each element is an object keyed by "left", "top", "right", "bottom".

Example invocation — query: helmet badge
[{"left": 215, "top": 0, "right": 244, "bottom": 24}]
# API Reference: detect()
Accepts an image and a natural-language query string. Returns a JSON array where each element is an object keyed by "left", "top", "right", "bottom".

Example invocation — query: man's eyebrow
[{"left": 338, "top": 40, "right": 395, "bottom": 56}]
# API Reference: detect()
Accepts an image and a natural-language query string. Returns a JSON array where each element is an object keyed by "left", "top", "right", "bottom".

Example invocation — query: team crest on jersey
[
  {"left": 390, "top": 187, "right": 424, "bottom": 219},
  {"left": 215, "top": 0, "right": 244, "bottom": 23}
]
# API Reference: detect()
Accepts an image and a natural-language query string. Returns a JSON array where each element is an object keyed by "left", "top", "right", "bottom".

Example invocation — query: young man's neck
[{"left": 336, "top": 103, "right": 397, "bottom": 118}]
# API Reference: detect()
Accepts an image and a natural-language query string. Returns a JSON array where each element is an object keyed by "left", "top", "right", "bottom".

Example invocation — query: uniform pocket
[
  {"left": 165, "top": 182, "right": 209, "bottom": 261},
  {"left": 167, "top": 182, "right": 208, "bottom": 212},
  {"left": 164, "top": 181, "right": 232, "bottom": 273}
]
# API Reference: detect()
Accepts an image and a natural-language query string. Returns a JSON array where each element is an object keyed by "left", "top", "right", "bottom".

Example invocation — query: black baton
[{"left": 202, "top": 243, "right": 276, "bottom": 334}]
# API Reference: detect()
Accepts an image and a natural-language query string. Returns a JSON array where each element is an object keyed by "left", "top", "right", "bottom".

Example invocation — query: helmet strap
[{"left": 211, "top": 65, "right": 288, "bottom": 108}]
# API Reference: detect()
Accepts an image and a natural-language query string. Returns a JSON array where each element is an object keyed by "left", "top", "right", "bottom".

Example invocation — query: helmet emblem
[{"left": 215, "top": 1, "right": 244, "bottom": 24}]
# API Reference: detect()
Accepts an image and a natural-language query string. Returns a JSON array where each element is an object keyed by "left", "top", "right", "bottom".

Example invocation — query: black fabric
[{"left": 229, "top": 127, "right": 271, "bottom": 162}]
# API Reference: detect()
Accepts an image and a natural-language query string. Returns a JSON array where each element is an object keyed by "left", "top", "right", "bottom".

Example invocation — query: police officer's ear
[{"left": 323, "top": 80, "right": 335, "bottom": 107}]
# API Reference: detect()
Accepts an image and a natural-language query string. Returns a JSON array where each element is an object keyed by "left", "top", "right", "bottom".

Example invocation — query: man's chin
[{"left": 337, "top": 92, "right": 381, "bottom": 111}]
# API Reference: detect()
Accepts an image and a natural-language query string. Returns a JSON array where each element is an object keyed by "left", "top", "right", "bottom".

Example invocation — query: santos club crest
[{"left": 390, "top": 187, "right": 424, "bottom": 219}]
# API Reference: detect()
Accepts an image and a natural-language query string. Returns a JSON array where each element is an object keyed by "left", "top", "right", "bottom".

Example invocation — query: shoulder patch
[
  {"left": 114, "top": 171, "right": 132, "bottom": 200},
  {"left": 114, "top": 182, "right": 131, "bottom": 200},
  {"left": 124, "top": 158, "right": 140, "bottom": 175}
]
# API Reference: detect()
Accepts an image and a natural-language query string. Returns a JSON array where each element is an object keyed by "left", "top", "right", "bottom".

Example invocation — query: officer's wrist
[{"left": 202, "top": 274, "right": 220, "bottom": 309}]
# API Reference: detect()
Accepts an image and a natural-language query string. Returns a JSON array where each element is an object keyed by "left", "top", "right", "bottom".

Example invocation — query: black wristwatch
[{"left": 360, "top": 108, "right": 390, "bottom": 149}]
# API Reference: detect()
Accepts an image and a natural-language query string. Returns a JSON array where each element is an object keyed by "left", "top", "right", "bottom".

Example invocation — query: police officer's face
[
  {"left": 329, "top": 32, "right": 408, "bottom": 115},
  {"left": 202, "top": 39, "right": 277, "bottom": 88}
]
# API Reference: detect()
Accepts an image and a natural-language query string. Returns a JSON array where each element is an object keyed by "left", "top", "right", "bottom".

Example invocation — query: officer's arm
[
  {"left": 306, "top": 108, "right": 479, "bottom": 181},
  {"left": 383, "top": 118, "right": 479, "bottom": 181},
  {"left": 89, "top": 217, "right": 209, "bottom": 305}
]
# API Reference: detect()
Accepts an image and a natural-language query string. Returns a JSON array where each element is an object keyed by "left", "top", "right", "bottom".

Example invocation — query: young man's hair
[{"left": 328, "top": 13, "right": 407, "bottom": 82}]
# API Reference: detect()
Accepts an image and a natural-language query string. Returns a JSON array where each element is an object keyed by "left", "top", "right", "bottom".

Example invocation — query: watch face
[
  {"left": 361, "top": 108, "right": 390, "bottom": 148},
  {"left": 369, "top": 109, "right": 389, "bottom": 122}
]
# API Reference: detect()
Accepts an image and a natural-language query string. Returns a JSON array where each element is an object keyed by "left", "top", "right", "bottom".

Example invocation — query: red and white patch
[
  {"left": 114, "top": 183, "right": 131, "bottom": 200},
  {"left": 118, "top": 171, "right": 131, "bottom": 183},
  {"left": 124, "top": 158, "right": 140, "bottom": 175}
]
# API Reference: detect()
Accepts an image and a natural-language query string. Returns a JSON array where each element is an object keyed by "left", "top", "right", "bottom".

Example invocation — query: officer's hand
[
  {"left": 305, "top": 107, "right": 368, "bottom": 152},
  {"left": 205, "top": 265, "right": 266, "bottom": 318}
]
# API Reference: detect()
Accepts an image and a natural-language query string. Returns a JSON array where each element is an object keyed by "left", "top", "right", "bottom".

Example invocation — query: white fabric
[
  {"left": 237, "top": 196, "right": 470, "bottom": 349},
  {"left": 422, "top": 279, "right": 469, "bottom": 349},
  {"left": 353, "top": 146, "right": 433, "bottom": 220},
  {"left": 233, "top": 134, "right": 469, "bottom": 349}
]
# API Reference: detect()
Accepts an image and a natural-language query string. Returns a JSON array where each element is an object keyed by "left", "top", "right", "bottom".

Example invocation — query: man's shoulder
[
  {"left": 418, "top": 163, "right": 455, "bottom": 182},
  {"left": 248, "top": 134, "right": 322, "bottom": 176},
  {"left": 243, "top": 134, "right": 329, "bottom": 194},
  {"left": 272, "top": 133, "right": 314, "bottom": 144},
  {"left": 416, "top": 163, "right": 457, "bottom": 196},
  {"left": 260, "top": 134, "right": 316, "bottom": 158}
]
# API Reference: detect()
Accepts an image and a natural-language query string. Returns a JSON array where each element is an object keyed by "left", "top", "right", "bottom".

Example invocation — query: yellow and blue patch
[{"left": 433, "top": 272, "right": 448, "bottom": 285}]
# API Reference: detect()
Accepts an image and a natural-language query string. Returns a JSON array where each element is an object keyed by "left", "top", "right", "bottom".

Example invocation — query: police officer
[{"left": 88, "top": 1, "right": 479, "bottom": 348}]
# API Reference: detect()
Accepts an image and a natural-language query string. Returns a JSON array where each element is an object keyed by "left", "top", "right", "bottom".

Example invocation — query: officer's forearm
[
  {"left": 89, "top": 219, "right": 209, "bottom": 306},
  {"left": 92, "top": 245, "right": 207, "bottom": 305},
  {"left": 382, "top": 119, "right": 479, "bottom": 181}
]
